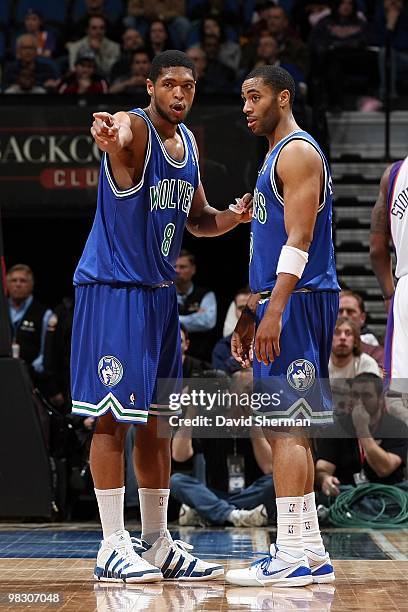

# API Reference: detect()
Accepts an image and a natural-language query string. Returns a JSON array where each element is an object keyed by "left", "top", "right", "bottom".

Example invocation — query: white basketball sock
[
  {"left": 302, "top": 492, "right": 325, "bottom": 554},
  {"left": 139, "top": 488, "right": 169, "bottom": 545},
  {"left": 275, "top": 496, "right": 304, "bottom": 559},
  {"left": 94, "top": 486, "right": 125, "bottom": 540}
]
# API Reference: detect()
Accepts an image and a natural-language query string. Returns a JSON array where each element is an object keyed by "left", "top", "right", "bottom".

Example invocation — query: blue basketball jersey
[
  {"left": 249, "top": 130, "right": 339, "bottom": 293},
  {"left": 74, "top": 108, "right": 200, "bottom": 286}
]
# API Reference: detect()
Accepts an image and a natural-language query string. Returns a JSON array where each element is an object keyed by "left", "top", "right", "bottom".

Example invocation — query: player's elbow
[
  {"left": 186, "top": 219, "right": 204, "bottom": 237},
  {"left": 286, "top": 231, "right": 312, "bottom": 252}
]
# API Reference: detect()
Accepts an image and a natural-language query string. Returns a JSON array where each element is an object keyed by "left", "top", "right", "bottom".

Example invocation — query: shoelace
[
  {"left": 131, "top": 536, "right": 196, "bottom": 561},
  {"left": 250, "top": 546, "right": 277, "bottom": 570},
  {"left": 119, "top": 542, "right": 151, "bottom": 567}
]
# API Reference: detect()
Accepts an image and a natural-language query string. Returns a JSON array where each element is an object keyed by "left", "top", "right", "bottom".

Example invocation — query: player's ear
[
  {"left": 146, "top": 78, "right": 154, "bottom": 97},
  {"left": 279, "top": 89, "right": 290, "bottom": 109}
]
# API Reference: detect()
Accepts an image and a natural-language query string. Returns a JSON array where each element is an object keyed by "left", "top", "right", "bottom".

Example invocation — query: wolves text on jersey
[
  {"left": 252, "top": 187, "right": 267, "bottom": 224},
  {"left": 150, "top": 178, "right": 194, "bottom": 215}
]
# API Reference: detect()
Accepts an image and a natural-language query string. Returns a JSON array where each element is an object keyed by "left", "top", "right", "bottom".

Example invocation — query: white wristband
[{"left": 276, "top": 245, "right": 309, "bottom": 278}]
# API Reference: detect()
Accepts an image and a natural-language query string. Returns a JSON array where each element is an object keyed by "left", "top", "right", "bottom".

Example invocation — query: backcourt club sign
[{"left": 0, "top": 104, "right": 258, "bottom": 212}]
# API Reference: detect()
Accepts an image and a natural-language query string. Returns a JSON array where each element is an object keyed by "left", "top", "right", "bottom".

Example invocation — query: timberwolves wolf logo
[
  {"left": 287, "top": 359, "right": 316, "bottom": 391},
  {"left": 98, "top": 356, "right": 123, "bottom": 387}
]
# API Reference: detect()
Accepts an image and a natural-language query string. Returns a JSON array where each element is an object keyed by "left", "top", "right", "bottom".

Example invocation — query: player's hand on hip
[
  {"left": 91, "top": 112, "right": 120, "bottom": 152},
  {"left": 254, "top": 314, "right": 281, "bottom": 366}
]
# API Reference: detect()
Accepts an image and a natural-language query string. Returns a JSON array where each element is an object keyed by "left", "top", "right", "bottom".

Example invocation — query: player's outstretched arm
[
  {"left": 186, "top": 185, "right": 252, "bottom": 236},
  {"left": 370, "top": 166, "right": 394, "bottom": 310},
  {"left": 91, "top": 111, "right": 134, "bottom": 157},
  {"left": 254, "top": 140, "right": 321, "bottom": 365}
]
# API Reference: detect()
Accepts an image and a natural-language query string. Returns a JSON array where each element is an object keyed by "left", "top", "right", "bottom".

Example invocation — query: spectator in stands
[
  {"left": 222, "top": 284, "right": 251, "bottom": 338},
  {"left": 110, "top": 27, "right": 145, "bottom": 82},
  {"left": 245, "top": 0, "right": 279, "bottom": 40},
  {"left": 124, "top": 1, "right": 190, "bottom": 49},
  {"left": 339, "top": 289, "right": 384, "bottom": 367},
  {"left": 7, "top": 264, "right": 57, "bottom": 396},
  {"left": 291, "top": 0, "right": 331, "bottom": 42},
  {"left": 329, "top": 317, "right": 381, "bottom": 379},
  {"left": 186, "top": 42, "right": 235, "bottom": 93},
  {"left": 241, "top": 5, "right": 308, "bottom": 78},
  {"left": 58, "top": 51, "right": 108, "bottom": 94},
  {"left": 109, "top": 49, "right": 150, "bottom": 94},
  {"left": 171, "top": 370, "right": 275, "bottom": 527},
  {"left": 67, "top": 15, "right": 120, "bottom": 78},
  {"left": 201, "top": 34, "right": 236, "bottom": 88},
  {"left": 4, "top": 66, "right": 46, "bottom": 93},
  {"left": 175, "top": 250, "right": 217, "bottom": 361},
  {"left": 70, "top": 0, "right": 119, "bottom": 41},
  {"left": 146, "top": 19, "right": 172, "bottom": 57},
  {"left": 22, "top": 8, "right": 57, "bottom": 58},
  {"left": 264, "top": 5, "right": 309, "bottom": 76},
  {"left": 315, "top": 373, "right": 408, "bottom": 496},
  {"left": 181, "top": 324, "right": 210, "bottom": 378},
  {"left": 3, "top": 34, "right": 59, "bottom": 92},
  {"left": 253, "top": 33, "right": 306, "bottom": 88},
  {"left": 212, "top": 287, "right": 250, "bottom": 374},
  {"left": 197, "top": 17, "right": 241, "bottom": 75},
  {"left": 376, "top": 0, "right": 408, "bottom": 100},
  {"left": 309, "top": 0, "right": 377, "bottom": 110}
]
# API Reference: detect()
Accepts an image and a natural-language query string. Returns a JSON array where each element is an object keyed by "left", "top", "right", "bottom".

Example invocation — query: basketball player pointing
[
  {"left": 71, "top": 51, "right": 251, "bottom": 583},
  {"left": 370, "top": 157, "right": 408, "bottom": 393},
  {"left": 227, "top": 66, "right": 339, "bottom": 587}
]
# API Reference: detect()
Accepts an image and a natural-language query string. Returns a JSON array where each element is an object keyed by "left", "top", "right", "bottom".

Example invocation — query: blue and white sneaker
[
  {"left": 305, "top": 548, "right": 335, "bottom": 583},
  {"left": 94, "top": 529, "right": 163, "bottom": 583},
  {"left": 226, "top": 544, "right": 313, "bottom": 587},
  {"left": 133, "top": 531, "right": 224, "bottom": 581}
]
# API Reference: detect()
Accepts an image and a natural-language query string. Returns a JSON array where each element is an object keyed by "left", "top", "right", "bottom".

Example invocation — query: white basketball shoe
[
  {"left": 93, "top": 529, "right": 163, "bottom": 583},
  {"left": 133, "top": 531, "right": 224, "bottom": 581},
  {"left": 226, "top": 544, "right": 313, "bottom": 587}
]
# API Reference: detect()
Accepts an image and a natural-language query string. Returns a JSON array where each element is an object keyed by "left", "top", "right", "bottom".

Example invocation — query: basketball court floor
[{"left": 1, "top": 524, "right": 408, "bottom": 610}]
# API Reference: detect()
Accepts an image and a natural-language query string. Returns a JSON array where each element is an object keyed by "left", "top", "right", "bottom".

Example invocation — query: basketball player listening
[
  {"left": 370, "top": 158, "right": 408, "bottom": 394},
  {"left": 71, "top": 51, "right": 252, "bottom": 583},
  {"left": 227, "top": 66, "right": 339, "bottom": 587}
]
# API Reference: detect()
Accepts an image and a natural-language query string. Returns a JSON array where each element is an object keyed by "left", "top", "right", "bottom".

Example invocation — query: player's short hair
[
  {"left": 7, "top": 263, "right": 34, "bottom": 281},
  {"left": 178, "top": 249, "right": 195, "bottom": 265},
  {"left": 351, "top": 372, "right": 383, "bottom": 398},
  {"left": 245, "top": 65, "right": 295, "bottom": 108},
  {"left": 148, "top": 50, "right": 196, "bottom": 82},
  {"left": 340, "top": 289, "right": 366, "bottom": 314},
  {"left": 334, "top": 316, "right": 361, "bottom": 356}
]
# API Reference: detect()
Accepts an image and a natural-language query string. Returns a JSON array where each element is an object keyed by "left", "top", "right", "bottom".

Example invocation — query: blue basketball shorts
[
  {"left": 71, "top": 283, "right": 182, "bottom": 424},
  {"left": 253, "top": 290, "right": 339, "bottom": 426}
]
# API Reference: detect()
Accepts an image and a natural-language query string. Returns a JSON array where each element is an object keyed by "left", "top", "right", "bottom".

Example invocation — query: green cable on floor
[{"left": 328, "top": 484, "right": 408, "bottom": 529}]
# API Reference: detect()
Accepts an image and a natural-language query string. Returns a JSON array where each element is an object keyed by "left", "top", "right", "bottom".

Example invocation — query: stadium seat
[
  {"left": 0, "top": 1, "right": 9, "bottom": 26},
  {"left": 15, "top": 0, "right": 67, "bottom": 25},
  {"left": 72, "top": 0, "right": 124, "bottom": 21}
]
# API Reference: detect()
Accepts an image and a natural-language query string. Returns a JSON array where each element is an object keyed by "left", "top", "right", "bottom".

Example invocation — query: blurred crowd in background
[{"left": 1, "top": 0, "right": 408, "bottom": 110}]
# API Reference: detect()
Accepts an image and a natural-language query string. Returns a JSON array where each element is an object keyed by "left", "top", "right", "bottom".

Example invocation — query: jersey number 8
[{"left": 161, "top": 223, "right": 175, "bottom": 256}]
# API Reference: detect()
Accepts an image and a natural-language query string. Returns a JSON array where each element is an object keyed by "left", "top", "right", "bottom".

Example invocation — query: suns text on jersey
[{"left": 150, "top": 179, "right": 194, "bottom": 215}]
